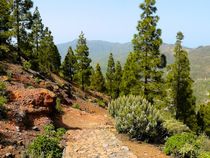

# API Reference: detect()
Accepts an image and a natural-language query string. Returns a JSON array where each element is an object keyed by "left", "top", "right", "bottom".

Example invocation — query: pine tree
[
  {"left": 90, "top": 63, "right": 105, "bottom": 92},
  {"left": 74, "top": 32, "right": 92, "bottom": 90},
  {"left": 132, "top": 0, "right": 163, "bottom": 101},
  {"left": 30, "top": 7, "right": 44, "bottom": 57},
  {"left": 106, "top": 53, "right": 116, "bottom": 98},
  {"left": 13, "top": 0, "right": 33, "bottom": 60},
  {"left": 120, "top": 52, "right": 140, "bottom": 95},
  {"left": 29, "top": 6, "right": 44, "bottom": 68},
  {"left": 38, "top": 27, "right": 61, "bottom": 73},
  {"left": 61, "top": 46, "right": 77, "bottom": 81},
  {"left": 166, "top": 32, "right": 197, "bottom": 131},
  {"left": 0, "top": 0, "right": 13, "bottom": 55},
  {"left": 113, "top": 61, "right": 122, "bottom": 98}
]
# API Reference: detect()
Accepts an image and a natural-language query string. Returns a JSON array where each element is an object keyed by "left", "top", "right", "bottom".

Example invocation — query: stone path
[
  {"left": 63, "top": 129, "right": 137, "bottom": 158},
  {"left": 61, "top": 107, "right": 169, "bottom": 158}
]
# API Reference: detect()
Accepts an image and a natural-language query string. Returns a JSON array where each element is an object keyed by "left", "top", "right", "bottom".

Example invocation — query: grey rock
[
  {"left": 5, "top": 153, "right": 13, "bottom": 158},
  {"left": 32, "top": 126, "right": 39, "bottom": 131}
]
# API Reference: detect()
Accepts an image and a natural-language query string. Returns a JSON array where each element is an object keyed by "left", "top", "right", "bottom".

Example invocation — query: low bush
[
  {"left": 72, "top": 103, "right": 80, "bottom": 110},
  {"left": 34, "top": 77, "right": 41, "bottom": 84},
  {"left": 6, "top": 71, "right": 12, "bottom": 80},
  {"left": 198, "top": 103, "right": 210, "bottom": 137},
  {"left": 108, "top": 95, "right": 190, "bottom": 142},
  {"left": 0, "top": 96, "right": 7, "bottom": 107},
  {"left": 56, "top": 98, "right": 62, "bottom": 113},
  {"left": 160, "top": 112, "right": 190, "bottom": 135},
  {"left": 96, "top": 99, "right": 106, "bottom": 108},
  {"left": 109, "top": 95, "right": 163, "bottom": 142},
  {"left": 0, "top": 64, "right": 6, "bottom": 75},
  {"left": 0, "top": 81, "right": 8, "bottom": 119},
  {"left": 23, "top": 61, "right": 31, "bottom": 71},
  {"left": 199, "top": 152, "right": 210, "bottom": 158},
  {"left": 164, "top": 132, "right": 197, "bottom": 157},
  {"left": 0, "top": 81, "right": 6, "bottom": 92},
  {"left": 27, "top": 124, "right": 66, "bottom": 158},
  {"left": 164, "top": 133, "right": 210, "bottom": 158}
]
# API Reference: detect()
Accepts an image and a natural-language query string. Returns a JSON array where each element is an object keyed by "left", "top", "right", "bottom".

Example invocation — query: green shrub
[
  {"left": 6, "top": 71, "right": 12, "bottom": 80},
  {"left": 34, "top": 77, "right": 41, "bottom": 84},
  {"left": 0, "top": 81, "right": 6, "bottom": 91},
  {"left": 164, "top": 132, "right": 197, "bottom": 157},
  {"left": 97, "top": 99, "right": 106, "bottom": 108},
  {"left": 199, "top": 152, "right": 210, "bottom": 158},
  {"left": 160, "top": 112, "right": 190, "bottom": 135},
  {"left": 108, "top": 95, "right": 190, "bottom": 142},
  {"left": 0, "top": 64, "right": 6, "bottom": 74},
  {"left": 164, "top": 133, "right": 210, "bottom": 158},
  {"left": 28, "top": 124, "right": 66, "bottom": 158},
  {"left": 56, "top": 98, "right": 62, "bottom": 113},
  {"left": 0, "top": 81, "right": 7, "bottom": 97},
  {"left": 23, "top": 61, "right": 31, "bottom": 71},
  {"left": 198, "top": 104, "right": 210, "bottom": 136},
  {"left": 72, "top": 103, "right": 80, "bottom": 110},
  {"left": 0, "top": 96, "right": 7, "bottom": 107},
  {"left": 108, "top": 95, "right": 163, "bottom": 141}
]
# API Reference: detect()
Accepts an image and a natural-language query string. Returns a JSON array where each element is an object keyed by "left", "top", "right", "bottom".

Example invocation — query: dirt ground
[{"left": 61, "top": 102, "right": 170, "bottom": 158}]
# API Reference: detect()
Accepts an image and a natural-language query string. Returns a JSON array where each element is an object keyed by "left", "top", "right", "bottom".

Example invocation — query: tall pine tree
[
  {"left": 29, "top": 6, "right": 44, "bottom": 68},
  {"left": 113, "top": 61, "right": 122, "bottom": 98},
  {"left": 0, "top": 0, "right": 13, "bottom": 55},
  {"left": 106, "top": 53, "right": 116, "bottom": 98},
  {"left": 90, "top": 63, "right": 105, "bottom": 92},
  {"left": 13, "top": 0, "right": 33, "bottom": 60},
  {"left": 120, "top": 52, "right": 140, "bottom": 95},
  {"left": 61, "top": 46, "right": 77, "bottom": 81},
  {"left": 30, "top": 7, "right": 44, "bottom": 57},
  {"left": 74, "top": 32, "right": 92, "bottom": 90},
  {"left": 38, "top": 27, "right": 61, "bottom": 74},
  {"left": 166, "top": 32, "right": 197, "bottom": 131},
  {"left": 132, "top": 0, "right": 163, "bottom": 101}
]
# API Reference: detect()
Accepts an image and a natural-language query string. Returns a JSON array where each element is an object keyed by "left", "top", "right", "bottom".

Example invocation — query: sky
[{"left": 32, "top": 0, "right": 210, "bottom": 48}]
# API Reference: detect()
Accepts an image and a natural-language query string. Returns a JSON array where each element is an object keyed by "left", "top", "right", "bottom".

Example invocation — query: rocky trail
[{"left": 61, "top": 104, "right": 169, "bottom": 158}]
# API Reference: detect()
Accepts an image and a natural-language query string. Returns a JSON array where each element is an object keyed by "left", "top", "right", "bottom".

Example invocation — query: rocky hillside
[
  {"left": 0, "top": 61, "right": 109, "bottom": 157},
  {"left": 0, "top": 60, "right": 171, "bottom": 158}
]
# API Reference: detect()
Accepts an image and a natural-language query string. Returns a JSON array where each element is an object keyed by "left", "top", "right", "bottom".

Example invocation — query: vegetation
[
  {"left": 198, "top": 103, "right": 210, "bottom": 136},
  {"left": 61, "top": 46, "right": 77, "bottom": 81},
  {"left": 73, "top": 32, "right": 92, "bottom": 90},
  {"left": 27, "top": 124, "right": 66, "bottom": 158},
  {"left": 0, "top": 81, "right": 8, "bottom": 119},
  {"left": 166, "top": 32, "right": 197, "bottom": 131},
  {"left": 131, "top": 0, "right": 164, "bottom": 102},
  {"left": 13, "top": 0, "right": 34, "bottom": 61},
  {"left": 114, "top": 61, "right": 122, "bottom": 98},
  {"left": 108, "top": 95, "right": 189, "bottom": 142},
  {"left": 164, "top": 133, "right": 210, "bottom": 158},
  {"left": 23, "top": 61, "right": 31, "bottom": 71},
  {"left": 55, "top": 98, "right": 62, "bottom": 113},
  {"left": 120, "top": 52, "right": 139, "bottom": 95},
  {"left": 1, "top": 0, "right": 210, "bottom": 157},
  {"left": 38, "top": 27, "right": 61, "bottom": 74},
  {"left": 72, "top": 103, "right": 80, "bottom": 110},
  {"left": 106, "top": 53, "right": 116, "bottom": 98},
  {"left": 90, "top": 63, "right": 105, "bottom": 92},
  {"left": 96, "top": 99, "right": 106, "bottom": 108}
]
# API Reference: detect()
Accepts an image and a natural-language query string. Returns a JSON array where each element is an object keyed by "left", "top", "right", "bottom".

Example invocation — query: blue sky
[{"left": 33, "top": 0, "right": 210, "bottom": 48}]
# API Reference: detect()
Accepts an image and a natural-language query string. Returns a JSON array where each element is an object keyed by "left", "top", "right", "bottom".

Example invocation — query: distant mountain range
[
  {"left": 57, "top": 40, "right": 210, "bottom": 104},
  {"left": 57, "top": 40, "right": 209, "bottom": 79}
]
